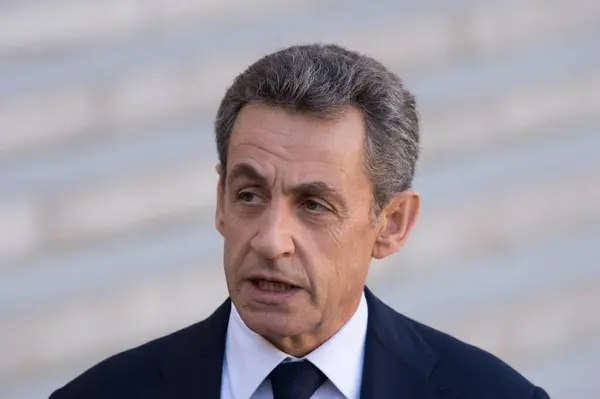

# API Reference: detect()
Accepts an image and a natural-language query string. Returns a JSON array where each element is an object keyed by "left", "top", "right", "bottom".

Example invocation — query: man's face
[{"left": 215, "top": 104, "right": 413, "bottom": 352}]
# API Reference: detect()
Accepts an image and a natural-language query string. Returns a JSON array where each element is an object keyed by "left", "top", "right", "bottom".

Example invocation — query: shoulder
[
  {"left": 49, "top": 320, "right": 205, "bottom": 399},
  {"left": 366, "top": 288, "right": 548, "bottom": 398},
  {"left": 403, "top": 314, "right": 549, "bottom": 398},
  {"left": 49, "top": 298, "right": 232, "bottom": 398}
]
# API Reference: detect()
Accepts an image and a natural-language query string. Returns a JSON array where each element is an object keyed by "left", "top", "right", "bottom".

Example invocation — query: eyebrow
[
  {"left": 227, "top": 162, "right": 348, "bottom": 213},
  {"left": 227, "top": 162, "right": 269, "bottom": 187}
]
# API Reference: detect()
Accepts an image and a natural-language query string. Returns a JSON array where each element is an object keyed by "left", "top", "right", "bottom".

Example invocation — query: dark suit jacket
[{"left": 50, "top": 287, "right": 550, "bottom": 398}]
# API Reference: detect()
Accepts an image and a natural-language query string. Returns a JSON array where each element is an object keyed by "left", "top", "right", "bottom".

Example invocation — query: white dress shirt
[{"left": 220, "top": 293, "right": 369, "bottom": 399}]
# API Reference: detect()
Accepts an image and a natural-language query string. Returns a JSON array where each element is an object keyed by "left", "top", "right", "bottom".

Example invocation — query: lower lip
[{"left": 245, "top": 281, "right": 301, "bottom": 303}]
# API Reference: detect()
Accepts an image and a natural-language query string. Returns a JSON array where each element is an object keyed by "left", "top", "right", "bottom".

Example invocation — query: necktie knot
[{"left": 268, "top": 359, "right": 327, "bottom": 399}]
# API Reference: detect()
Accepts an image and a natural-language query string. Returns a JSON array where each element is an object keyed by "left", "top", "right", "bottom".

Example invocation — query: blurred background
[{"left": 0, "top": 0, "right": 599, "bottom": 397}]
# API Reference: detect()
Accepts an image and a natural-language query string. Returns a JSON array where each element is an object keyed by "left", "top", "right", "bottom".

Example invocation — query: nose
[{"left": 250, "top": 201, "right": 295, "bottom": 260}]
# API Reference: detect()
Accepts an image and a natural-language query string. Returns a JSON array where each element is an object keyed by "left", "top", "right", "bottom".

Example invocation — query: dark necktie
[{"left": 268, "top": 359, "right": 327, "bottom": 399}]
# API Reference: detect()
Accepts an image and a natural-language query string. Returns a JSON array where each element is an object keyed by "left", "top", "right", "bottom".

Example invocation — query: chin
[{"left": 240, "top": 307, "right": 307, "bottom": 339}]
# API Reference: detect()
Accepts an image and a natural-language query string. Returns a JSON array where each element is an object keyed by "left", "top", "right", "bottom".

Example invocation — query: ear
[
  {"left": 372, "top": 189, "right": 420, "bottom": 259},
  {"left": 215, "top": 163, "right": 226, "bottom": 237}
]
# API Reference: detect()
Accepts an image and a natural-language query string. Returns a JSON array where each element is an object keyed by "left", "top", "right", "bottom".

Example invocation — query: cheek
[
  {"left": 316, "top": 221, "right": 373, "bottom": 283},
  {"left": 222, "top": 227, "right": 247, "bottom": 274},
  {"left": 302, "top": 227, "right": 348, "bottom": 286}
]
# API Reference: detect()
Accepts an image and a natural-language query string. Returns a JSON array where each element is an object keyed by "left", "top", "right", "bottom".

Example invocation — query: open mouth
[{"left": 250, "top": 279, "right": 299, "bottom": 292}]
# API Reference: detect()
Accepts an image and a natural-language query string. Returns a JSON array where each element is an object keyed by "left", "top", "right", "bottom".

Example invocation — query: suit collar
[
  {"left": 225, "top": 292, "right": 369, "bottom": 399},
  {"left": 360, "top": 287, "right": 458, "bottom": 399}
]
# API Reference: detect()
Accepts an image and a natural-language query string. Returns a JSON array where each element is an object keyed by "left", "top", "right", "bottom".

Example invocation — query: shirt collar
[{"left": 225, "top": 292, "right": 369, "bottom": 399}]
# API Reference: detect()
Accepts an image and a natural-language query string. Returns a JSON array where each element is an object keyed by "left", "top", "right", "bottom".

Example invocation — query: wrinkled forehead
[
  {"left": 226, "top": 157, "right": 346, "bottom": 190},
  {"left": 226, "top": 104, "right": 368, "bottom": 189}
]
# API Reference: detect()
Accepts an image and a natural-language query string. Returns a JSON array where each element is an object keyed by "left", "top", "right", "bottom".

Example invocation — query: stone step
[
  {"left": 4, "top": 0, "right": 588, "bottom": 94},
  {"left": 4, "top": 0, "right": 598, "bottom": 95},
  {"left": 371, "top": 127, "right": 600, "bottom": 280},
  {"left": 0, "top": 0, "right": 313, "bottom": 59},
  {"left": 1, "top": 1, "right": 598, "bottom": 156},
  {"left": 2, "top": 38, "right": 599, "bottom": 201},
  {"left": 372, "top": 229, "right": 600, "bottom": 323}
]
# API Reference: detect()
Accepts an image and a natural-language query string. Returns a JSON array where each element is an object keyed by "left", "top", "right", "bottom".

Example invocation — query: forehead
[{"left": 227, "top": 104, "right": 367, "bottom": 182}]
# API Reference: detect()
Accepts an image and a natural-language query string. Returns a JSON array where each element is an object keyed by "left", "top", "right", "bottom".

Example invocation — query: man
[{"left": 50, "top": 44, "right": 549, "bottom": 399}]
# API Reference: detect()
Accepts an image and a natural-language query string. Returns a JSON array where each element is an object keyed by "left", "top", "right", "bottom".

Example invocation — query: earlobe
[{"left": 372, "top": 190, "right": 420, "bottom": 259}]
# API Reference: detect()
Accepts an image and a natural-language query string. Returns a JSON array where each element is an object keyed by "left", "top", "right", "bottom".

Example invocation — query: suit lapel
[
  {"left": 158, "top": 299, "right": 232, "bottom": 399},
  {"left": 360, "top": 287, "right": 459, "bottom": 399}
]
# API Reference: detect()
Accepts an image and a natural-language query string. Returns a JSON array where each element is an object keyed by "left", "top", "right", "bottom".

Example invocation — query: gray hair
[{"left": 214, "top": 44, "right": 420, "bottom": 215}]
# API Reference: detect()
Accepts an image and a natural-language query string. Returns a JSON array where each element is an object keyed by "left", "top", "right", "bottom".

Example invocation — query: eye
[
  {"left": 236, "top": 191, "right": 262, "bottom": 204},
  {"left": 301, "top": 198, "right": 329, "bottom": 213}
]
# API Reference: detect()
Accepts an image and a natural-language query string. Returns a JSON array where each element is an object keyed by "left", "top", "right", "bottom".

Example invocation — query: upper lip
[{"left": 246, "top": 273, "right": 301, "bottom": 288}]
